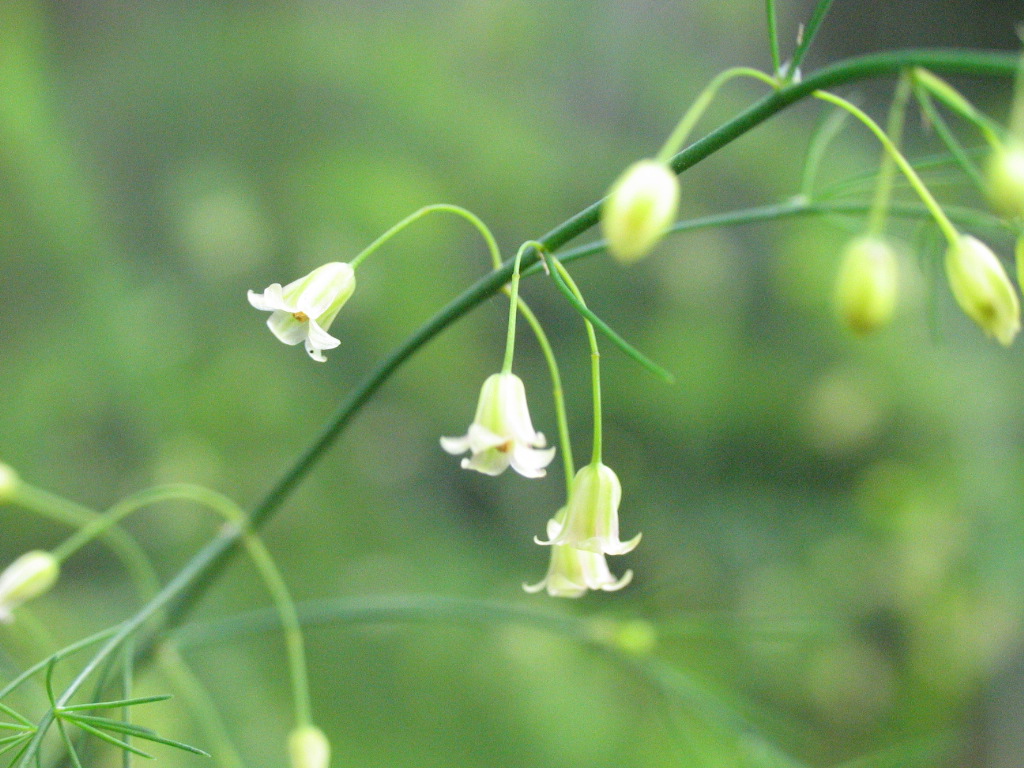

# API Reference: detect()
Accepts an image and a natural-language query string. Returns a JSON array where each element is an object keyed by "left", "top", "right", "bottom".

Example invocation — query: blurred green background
[{"left": 2, "top": 1, "right": 1024, "bottom": 766}]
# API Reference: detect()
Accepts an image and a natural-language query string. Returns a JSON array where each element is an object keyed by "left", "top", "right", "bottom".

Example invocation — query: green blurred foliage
[{"left": 1, "top": 1, "right": 1023, "bottom": 766}]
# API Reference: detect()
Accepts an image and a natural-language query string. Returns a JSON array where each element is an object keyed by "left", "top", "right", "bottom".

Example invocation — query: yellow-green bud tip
[
  {"left": 985, "top": 142, "right": 1024, "bottom": 220},
  {"left": 834, "top": 236, "right": 898, "bottom": 335},
  {"left": 601, "top": 160, "right": 680, "bottom": 265},
  {"left": 586, "top": 617, "right": 658, "bottom": 656},
  {"left": 0, "top": 551, "right": 60, "bottom": 624},
  {"left": 0, "top": 463, "right": 19, "bottom": 503},
  {"left": 612, "top": 619, "right": 658, "bottom": 656},
  {"left": 945, "top": 234, "right": 1021, "bottom": 347},
  {"left": 289, "top": 725, "right": 330, "bottom": 768}
]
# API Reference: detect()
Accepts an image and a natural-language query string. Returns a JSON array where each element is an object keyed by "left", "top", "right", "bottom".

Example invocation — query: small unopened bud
[
  {"left": 834, "top": 236, "right": 898, "bottom": 334},
  {"left": 289, "top": 725, "right": 330, "bottom": 768},
  {"left": 0, "top": 463, "right": 19, "bottom": 503},
  {"left": 0, "top": 551, "right": 60, "bottom": 623},
  {"left": 985, "top": 142, "right": 1024, "bottom": 220},
  {"left": 945, "top": 234, "right": 1021, "bottom": 346},
  {"left": 601, "top": 160, "right": 680, "bottom": 264}
]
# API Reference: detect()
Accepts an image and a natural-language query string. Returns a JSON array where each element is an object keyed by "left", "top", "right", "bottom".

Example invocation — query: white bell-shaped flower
[
  {"left": 524, "top": 515, "right": 633, "bottom": 598},
  {"left": 248, "top": 262, "right": 356, "bottom": 362},
  {"left": 536, "top": 462, "right": 640, "bottom": 555},
  {"left": 441, "top": 373, "right": 555, "bottom": 478}
]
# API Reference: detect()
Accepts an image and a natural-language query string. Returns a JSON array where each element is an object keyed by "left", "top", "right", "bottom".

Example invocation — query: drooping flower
[
  {"left": 834, "top": 235, "right": 898, "bottom": 334},
  {"left": 524, "top": 514, "right": 633, "bottom": 598},
  {"left": 248, "top": 262, "right": 356, "bottom": 362},
  {"left": 535, "top": 462, "right": 641, "bottom": 555},
  {"left": 441, "top": 372, "right": 555, "bottom": 478},
  {"left": 601, "top": 159, "right": 680, "bottom": 265},
  {"left": 0, "top": 550, "right": 59, "bottom": 624},
  {"left": 289, "top": 725, "right": 331, "bottom": 768},
  {"left": 944, "top": 234, "right": 1020, "bottom": 346}
]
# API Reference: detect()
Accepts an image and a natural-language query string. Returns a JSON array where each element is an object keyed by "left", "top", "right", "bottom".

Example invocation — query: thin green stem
[
  {"left": 0, "top": 626, "right": 120, "bottom": 701},
  {"left": 348, "top": 203, "right": 500, "bottom": 270},
  {"left": 102, "top": 47, "right": 1017, "bottom": 689},
  {"left": 155, "top": 645, "right": 245, "bottom": 768},
  {"left": 539, "top": 246, "right": 674, "bottom": 383},
  {"left": 540, "top": 256, "right": 603, "bottom": 465},
  {"left": 911, "top": 67, "right": 1003, "bottom": 149},
  {"left": 867, "top": 73, "right": 912, "bottom": 236},
  {"left": 799, "top": 106, "right": 849, "bottom": 196},
  {"left": 49, "top": 485, "right": 312, "bottom": 729},
  {"left": 172, "top": 594, "right": 809, "bottom": 768},
  {"left": 514, "top": 298, "right": 575, "bottom": 493},
  {"left": 120, "top": 638, "right": 134, "bottom": 768},
  {"left": 765, "top": 0, "right": 781, "bottom": 76},
  {"left": 12, "top": 483, "right": 160, "bottom": 601},
  {"left": 656, "top": 67, "right": 778, "bottom": 164},
  {"left": 915, "top": 83, "right": 986, "bottom": 192},
  {"left": 501, "top": 242, "right": 532, "bottom": 374},
  {"left": 789, "top": 0, "right": 836, "bottom": 76},
  {"left": 1007, "top": 47, "right": 1024, "bottom": 140},
  {"left": 815, "top": 89, "right": 960, "bottom": 245},
  {"left": 549, "top": 199, "right": 1007, "bottom": 271}
]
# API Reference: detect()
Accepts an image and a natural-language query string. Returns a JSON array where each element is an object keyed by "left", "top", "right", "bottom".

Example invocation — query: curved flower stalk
[
  {"left": 535, "top": 462, "right": 640, "bottom": 555},
  {"left": 248, "top": 262, "right": 356, "bottom": 362},
  {"left": 441, "top": 372, "right": 555, "bottom": 478},
  {"left": 524, "top": 514, "right": 632, "bottom": 598}
]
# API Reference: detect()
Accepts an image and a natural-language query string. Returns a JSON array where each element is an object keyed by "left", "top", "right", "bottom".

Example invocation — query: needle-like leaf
[{"left": 58, "top": 695, "right": 171, "bottom": 714}]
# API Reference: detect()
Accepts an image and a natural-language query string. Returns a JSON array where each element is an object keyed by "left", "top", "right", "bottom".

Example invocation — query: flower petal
[
  {"left": 267, "top": 313, "right": 309, "bottom": 345},
  {"left": 465, "top": 423, "right": 507, "bottom": 453},
  {"left": 439, "top": 434, "right": 472, "bottom": 456},
  {"left": 508, "top": 443, "right": 555, "bottom": 479},
  {"left": 461, "top": 449, "right": 511, "bottom": 476},
  {"left": 306, "top": 319, "right": 341, "bottom": 351},
  {"left": 599, "top": 568, "right": 633, "bottom": 592},
  {"left": 248, "top": 284, "right": 292, "bottom": 312}
]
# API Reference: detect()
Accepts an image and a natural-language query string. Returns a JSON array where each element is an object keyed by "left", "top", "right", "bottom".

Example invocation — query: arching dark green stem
[{"left": 140, "top": 47, "right": 1019, "bottom": 657}]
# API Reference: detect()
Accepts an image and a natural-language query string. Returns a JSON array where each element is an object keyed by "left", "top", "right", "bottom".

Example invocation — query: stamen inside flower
[{"left": 292, "top": 311, "right": 310, "bottom": 322}]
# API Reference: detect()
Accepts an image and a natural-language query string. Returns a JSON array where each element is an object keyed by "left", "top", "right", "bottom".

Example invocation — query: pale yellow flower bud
[
  {"left": 0, "top": 551, "right": 59, "bottom": 623},
  {"left": 834, "top": 236, "right": 898, "bottom": 334},
  {"left": 945, "top": 234, "right": 1021, "bottom": 346},
  {"left": 289, "top": 725, "right": 330, "bottom": 768},
  {"left": 985, "top": 142, "right": 1024, "bottom": 220},
  {"left": 601, "top": 160, "right": 680, "bottom": 264}
]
